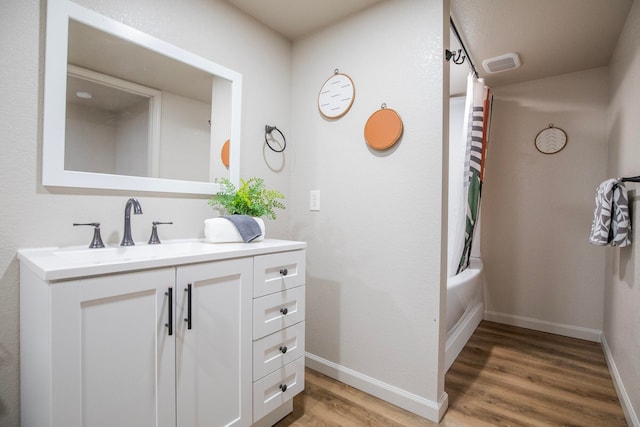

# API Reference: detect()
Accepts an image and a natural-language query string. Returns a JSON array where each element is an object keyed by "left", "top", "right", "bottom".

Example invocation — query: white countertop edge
[{"left": 18, "top": 238, "right": 307, "bottom": 282}]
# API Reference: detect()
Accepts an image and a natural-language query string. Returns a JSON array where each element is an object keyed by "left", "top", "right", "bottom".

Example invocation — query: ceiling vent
[{"left": 482, "top": 53, "right": 521, "bottom": 74}]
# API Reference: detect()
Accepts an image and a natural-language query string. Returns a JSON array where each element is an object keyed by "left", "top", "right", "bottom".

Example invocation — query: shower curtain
[{"left": 449, "top": 73, "right": 491, "bottom": 276}]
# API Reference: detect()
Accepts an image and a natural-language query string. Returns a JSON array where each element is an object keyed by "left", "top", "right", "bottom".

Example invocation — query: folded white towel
[
  {"left": 204, "top": 217, "right": 265, "bottom": 243},
  {"left": 589, "top": 179, "right": 631, "bottom": 247}
]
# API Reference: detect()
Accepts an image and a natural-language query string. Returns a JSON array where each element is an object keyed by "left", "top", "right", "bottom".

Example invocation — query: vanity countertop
[{"left": 18, "top": 238, "right": 306, "bottom": 281}]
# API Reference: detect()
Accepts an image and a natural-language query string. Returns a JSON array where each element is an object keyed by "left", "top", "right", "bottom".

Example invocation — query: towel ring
[{"left": 265, "top": 125, "right": 286, "bottom": 153}]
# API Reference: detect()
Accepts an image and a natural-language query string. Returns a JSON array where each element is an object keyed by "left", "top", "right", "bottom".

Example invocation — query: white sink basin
[{"left": 53, "top": 241, "right": 211, "bottom": 264}]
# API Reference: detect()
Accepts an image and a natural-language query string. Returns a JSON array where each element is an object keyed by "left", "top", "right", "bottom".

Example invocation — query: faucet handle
[
  {"left": 148, "top": 221, "right": 173, "bottom": 244},
  {"left": 73, "top": 222, "right": 105, "bottom": 248}
]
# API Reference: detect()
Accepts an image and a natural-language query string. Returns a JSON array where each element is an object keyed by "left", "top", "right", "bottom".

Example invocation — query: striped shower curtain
[{"left": 456, "top": 74, "right": 491, "bottom": 274}]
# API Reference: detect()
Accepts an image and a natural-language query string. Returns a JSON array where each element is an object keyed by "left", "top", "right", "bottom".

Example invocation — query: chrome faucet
[{"left": 121, "top": 198, "right": 143, "bottom": 246}]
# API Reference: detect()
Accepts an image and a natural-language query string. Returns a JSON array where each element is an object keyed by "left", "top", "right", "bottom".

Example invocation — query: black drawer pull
[
  {"left": 279, "top": 346, "right": 288, "bottom": 354},
  {"left": 280, "top": 307, "right": 288, "bottom": 315},
  {"left": 280, "top": 268, "right": 288, "bottom": 276},
  {"left": 279, "top": 384, "right": 287, "bottom": 392}
]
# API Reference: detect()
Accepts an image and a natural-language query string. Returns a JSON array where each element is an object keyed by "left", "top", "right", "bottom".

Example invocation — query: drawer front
[
  {"left": 254, "top": 250, "right": 305, "bottom": 298},
  {"left": 253, "top": 357, "right": 305, "bottom": 423},
  {"left": 253, "top": 286, "right": 305, "bottom": 339},
  {"left": 253, "top": 322, "right": 305, "bottom": 380}
]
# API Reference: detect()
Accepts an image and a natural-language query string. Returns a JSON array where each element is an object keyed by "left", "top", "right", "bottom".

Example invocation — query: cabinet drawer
[
  {"left": 254, "top": 250, "right": 305, "bottom": 297},
  {"left": 253, "top": 321, "right": 305, "bottom": 380},
  {"left": 253, "top": 286, "right": 305, "bottom": 339},
  {"left": 253, "top": 357, "right": 305, "bottom": 423}
]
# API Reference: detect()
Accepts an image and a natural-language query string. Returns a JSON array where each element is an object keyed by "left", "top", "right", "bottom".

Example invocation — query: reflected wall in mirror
[
  {"left": 65, "top": 64, "right": 161, "bottom": 178},
  {"left": 43, "top": 0, "right": 242, "bottom": 194}
]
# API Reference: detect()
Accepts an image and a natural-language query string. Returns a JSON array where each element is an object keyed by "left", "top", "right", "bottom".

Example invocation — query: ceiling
[
  {"left": 225, "top": 0, "right": 633, "bottom": 95},
  {"left": 450, "top": 0, "right": 633, "bottom": 90},
  {"left": 226, "top": 0, "right": 384, "bottom": 40}
]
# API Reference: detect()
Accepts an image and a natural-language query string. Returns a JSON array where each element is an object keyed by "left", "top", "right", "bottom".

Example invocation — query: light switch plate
[{"left": 310, "top": 190, "right": 320, "bottom": 211}]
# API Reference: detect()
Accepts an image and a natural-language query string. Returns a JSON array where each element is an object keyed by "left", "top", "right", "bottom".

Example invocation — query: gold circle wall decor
[
  {"left": 535, "top": 124, "right": 567, "bottom": 154},
  {"left": 318, "top": 70, "right": 355, "bottom": 119}
]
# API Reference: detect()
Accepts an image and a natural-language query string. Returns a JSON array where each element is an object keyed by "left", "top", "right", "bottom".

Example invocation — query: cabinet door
[
  {"left": 175, "top": 258, "right": 252, "bottom": 427},
  {"left": 51, "top": 268, "right": 176, "bottom": 427}
]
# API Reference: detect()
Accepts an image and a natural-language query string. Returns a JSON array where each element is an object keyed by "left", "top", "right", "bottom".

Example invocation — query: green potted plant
[
  {"left": 208, "top": 177, "right": 285, "bottom": 219},
  {"left": 205, "top": 177, "right": 285, "bottom": 243}
]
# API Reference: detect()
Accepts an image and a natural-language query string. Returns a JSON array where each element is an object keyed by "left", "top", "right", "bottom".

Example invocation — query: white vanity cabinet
[
  {"left": 19, "top": 239, "right": 306, "bottom": 427},
  {"left": 251, "top": 250, "right": 306, "bottom": 426}
]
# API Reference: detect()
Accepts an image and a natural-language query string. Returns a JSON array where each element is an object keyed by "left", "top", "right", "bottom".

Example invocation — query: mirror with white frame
[{"left": 43, "top": 0, "right": 241, "bottom": 194}]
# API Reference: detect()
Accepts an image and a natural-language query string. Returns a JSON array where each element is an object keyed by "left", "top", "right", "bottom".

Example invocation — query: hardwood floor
[
  {"left": 275, "top": 321, "right": 627, "bottom": 426},
  {"left": 445, "top": 321, "right": 626, "bottom": 426}
]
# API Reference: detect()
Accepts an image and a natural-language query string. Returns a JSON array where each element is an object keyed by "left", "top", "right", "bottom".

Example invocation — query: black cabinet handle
[
  {"left": 279, "top": 346, "right": 288, "bottom": 354},
  {"left": 280, "top": 268, "right": 288, "bottom": 276},
  {"left": 184, "top": 283, "right": 192, "bottom": 330},
  {"left": 165, "top": 287, "right": 173, "bottom": 336},
  {"left": 279, "top": 384, "right": 287, "bottom": 392},
  {"left": 280, "top": 307, "right": 288, "bottom": 315}
]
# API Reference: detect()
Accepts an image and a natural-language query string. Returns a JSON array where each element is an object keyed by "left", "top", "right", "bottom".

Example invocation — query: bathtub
[{"left": 445, "top": 257, "right": 484, "bottom": 371}]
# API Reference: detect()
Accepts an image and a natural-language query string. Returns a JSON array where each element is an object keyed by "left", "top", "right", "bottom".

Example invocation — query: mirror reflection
[
  {"left": 42, "top": 0, "right": 242, "bottom": 194},
  {"left": 66, "top": 66, "right": 158, "bottom": 178},
  {"left": 66, "top": 19, "right": 227, "bottom": 183}
]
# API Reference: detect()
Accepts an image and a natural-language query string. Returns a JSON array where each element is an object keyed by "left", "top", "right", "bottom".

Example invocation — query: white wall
[
  {"left": 159, "top": 92, "right": 211, "bottom": 182},
  {"left": 290, "top": 0, "right": 449, "bottom": 421},
  {"left": 65, "top": 103, "right": 117, "bottom": 173},
  {"left": 605, "top": 0, "right": 640, "bottom": 423},
  {"left": 115, "top": 99, "right": 150, "bottom": 177},
  {"left": 481, "top": 68, "right": 609, "bottom": 340},
  {"left": 67, "top": 99, "right": 151, "bottom": 177},
  {"left": 0, "top": 1, "right": 291, "bottom": 425}
]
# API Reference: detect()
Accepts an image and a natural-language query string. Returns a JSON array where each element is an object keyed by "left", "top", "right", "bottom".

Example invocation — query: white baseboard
[
  {"left": 484, "top": 310, "right": 603, "bottom": 342},
  {"left": 601, "top": 334, "right": 640, "bottom": 427},
  {"left": 305, "top": 353, "right": 447, "bottom": 423}
]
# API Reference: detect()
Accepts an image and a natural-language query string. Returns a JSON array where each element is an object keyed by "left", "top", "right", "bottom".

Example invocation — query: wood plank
[
  {"left": 276, "top": 321, "right": 627, "bottom": 426},
  {"left": 275, "top": 368, "right": 433, "bottom": 427}
]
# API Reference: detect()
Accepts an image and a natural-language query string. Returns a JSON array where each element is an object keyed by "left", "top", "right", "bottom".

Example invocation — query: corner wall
[
  {"left": 604, "top": 0, "right": 640, "bottom": 423},
  {"left": 0, "top": 1, "right": 292, "bottom": 425},
  {"left": 481, "top": 68, "right": 609, "bottom": 340},
  {"left": 290, "top": 0, "right": 449, "bottom": 421}
]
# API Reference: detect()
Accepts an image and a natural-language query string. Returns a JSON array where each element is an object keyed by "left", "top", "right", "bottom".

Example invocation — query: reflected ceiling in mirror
[{"left": 43, "top": 0, "right": 242, "bottom": 194}]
